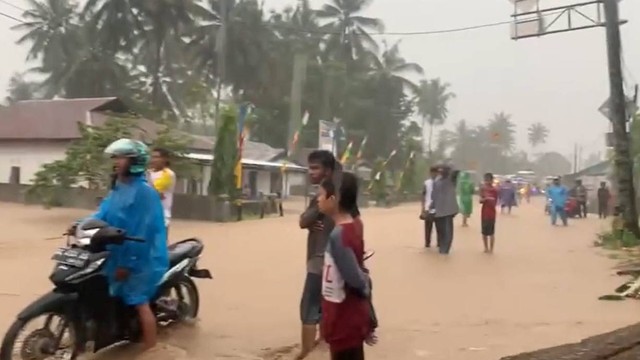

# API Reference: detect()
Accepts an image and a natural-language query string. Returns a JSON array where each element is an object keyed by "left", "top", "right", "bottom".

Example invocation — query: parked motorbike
[{"left": 0, "top": 219, "right": 212, "bottom": 360}]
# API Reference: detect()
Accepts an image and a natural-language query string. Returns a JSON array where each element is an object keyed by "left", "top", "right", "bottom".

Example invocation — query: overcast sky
[{"left": 1, "top": 0, "right": 639, "bottom": 158}]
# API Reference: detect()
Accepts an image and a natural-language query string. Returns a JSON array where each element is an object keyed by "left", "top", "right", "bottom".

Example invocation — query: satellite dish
[{"left": 509, "top": 0, "right": 537, "bottom": 12}]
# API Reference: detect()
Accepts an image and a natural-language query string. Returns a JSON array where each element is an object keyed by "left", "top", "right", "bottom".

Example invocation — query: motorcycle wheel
[
  {"left": 0, "top": 312, "right": 78, "bottom": 360},
  {"left": 175, "top": 276, "right": 200, "bottom": 320}
]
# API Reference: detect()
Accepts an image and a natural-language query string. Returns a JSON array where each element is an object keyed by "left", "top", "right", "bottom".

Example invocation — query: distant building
[{"left": 0, "top": 97, "right": 306, "bottom": 197}]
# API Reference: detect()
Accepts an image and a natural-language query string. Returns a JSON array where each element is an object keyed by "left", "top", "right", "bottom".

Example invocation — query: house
[{"left": 0, "top": 97, "right": 307, "bottom": 197}]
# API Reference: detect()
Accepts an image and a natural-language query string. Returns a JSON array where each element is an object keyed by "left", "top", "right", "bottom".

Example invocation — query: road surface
[{"left": 0, "top": 198, "right": 636, "bottom": 360}]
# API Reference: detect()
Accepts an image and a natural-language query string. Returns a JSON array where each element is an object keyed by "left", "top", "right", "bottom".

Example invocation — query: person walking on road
[
  {"left": 318, "top": 172, "right": 375, "bottom": 360},
  {"left": 420, "top": 167, "right": 438, "bottom": 247},
  {"left": 480, "top": 173, "right": 498, "bottom": 253},
  {"left": 430, "top": 164, "right": 459, "bottom": 255},
  {"left": 597, "top": 182, "right": 611, "bottom": 219},
  {"left": 457, "top": 171, "right": 475, "bottom": 227},
  {"left": 298, "top": 150, "right": 342, "bottom": 359},
  {"left": 498, "top": 179, "right": 517, "bottom": 215},
  {"left": 547, "top": 177, "right": 569, "bottom": 226},
  {"left": 572, "top": 179, "right": 588, "bottom": 218}
]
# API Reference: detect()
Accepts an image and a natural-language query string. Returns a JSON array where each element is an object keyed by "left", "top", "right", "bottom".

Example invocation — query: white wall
[
  {"left": 0, "top": 140, "right": 69, "bottom": 184},
  {"left": 256, "top": 170, "right": 271, "bottom": 195}
]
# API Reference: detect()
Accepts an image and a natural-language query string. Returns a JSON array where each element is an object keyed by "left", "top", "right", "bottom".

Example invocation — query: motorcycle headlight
[{"left": 65, "top": 258, "right": 105, "bottom": 281}]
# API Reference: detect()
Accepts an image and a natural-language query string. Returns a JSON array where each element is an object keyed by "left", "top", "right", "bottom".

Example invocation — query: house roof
[
  {"left": 186, "top": 153, "right": 306, "bottom": 172},
  {"left": 0, "top": 98, "right": 128, "bottom": 140},
  {"left": 568, "top": 160, "right": 610, "bottom": 177},
  {"left": 0, "top": 97, "right": 285, "bottom": 161}
]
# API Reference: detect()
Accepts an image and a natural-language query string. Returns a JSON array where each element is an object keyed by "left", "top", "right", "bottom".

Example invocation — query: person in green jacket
[{"left": 458, "top": 171, "right": 475, "bottom": 227}]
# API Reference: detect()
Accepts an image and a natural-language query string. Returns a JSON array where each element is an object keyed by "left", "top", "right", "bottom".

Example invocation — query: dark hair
[
  {"left": 153, "top": 147, "right": 171, "bottom": 166},
  {"left": 339, "top": 172, "right": 359, "bottom": 214},
  {"left": 308, "top": 150, "right": 336, "bottom": 171},
  {"left": 429, "top": 166, "right": 438, "bottom": 173},
  {"left": 484, "top": 172, "right": 494, "bottom": 180},
  {"left": 319, "top": 172, "right": 359, "bottom": 214}
]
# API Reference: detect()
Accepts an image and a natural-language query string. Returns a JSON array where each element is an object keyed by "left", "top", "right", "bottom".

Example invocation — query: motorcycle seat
[{"left": 168, "top": 238, "right": 204, "bottom": 266}]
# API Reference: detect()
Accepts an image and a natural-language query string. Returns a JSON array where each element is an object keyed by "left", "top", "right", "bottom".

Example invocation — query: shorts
[
  {"left": 300, "top": 272, "right": 322, "bottom": 325},
  {"left": 481, "top": 219, "right": 496, "bottom": 236}
]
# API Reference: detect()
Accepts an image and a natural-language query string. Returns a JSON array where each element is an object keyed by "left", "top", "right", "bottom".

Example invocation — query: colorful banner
[
  {"left": 356, "top": 136, "right": 368, "bottom": 160},
  {"left": 340, "top": 141, "right": 353, "bottom": 164},
  {"left": 235, "top": 103, "right": 251, "bottom": 189}
]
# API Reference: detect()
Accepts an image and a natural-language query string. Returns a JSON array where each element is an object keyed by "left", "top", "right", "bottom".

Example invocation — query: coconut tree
[
  {"left": 416, "top": 78, "right": 455, "bottom": 155},
  {"left": 527, "top": 122, "right": 549, "bottom": 148},
  {"left": 13, "top": 0, "right": 78, "bottom": 69},
  {"left": 315, "top": 0, "right": 384, "bottom": 62},
  {"left": 487, "top": 112, "right": 516, "bottom": 155}
]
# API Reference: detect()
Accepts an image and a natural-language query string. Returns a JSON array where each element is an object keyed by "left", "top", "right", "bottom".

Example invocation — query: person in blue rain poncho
[
  {"left": 88, "top": 138, "right": 169, "bottom": 350},
  {"left": 546, "top": 176, "right": 569, "bottom": 226}
]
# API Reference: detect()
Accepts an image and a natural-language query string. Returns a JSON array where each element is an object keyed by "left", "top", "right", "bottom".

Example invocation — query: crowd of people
[
  {"left": 419, "top": 166, "right": 508, "bottom": 255},
  {"left": 72, "top": 138, "right": 617, "bottom": 360}
]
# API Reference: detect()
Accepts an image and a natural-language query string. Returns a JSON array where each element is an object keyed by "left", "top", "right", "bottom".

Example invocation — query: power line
[
  {"left": 294, "top": 19, "right": 518, "bottom": 37},
  {"left": 0, "top": 0, "right": 24, "bottom": 12},
  {"left": 0, "top": 5, "right": 554, "bottom": 38},
  {"left": 0, "top": 10, "right": 22, "bottom": 23}
]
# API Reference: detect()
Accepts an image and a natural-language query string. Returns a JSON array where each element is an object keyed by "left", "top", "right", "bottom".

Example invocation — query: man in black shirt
[{"left": 597, "top": 182, "right": 611, "bottom": 219}]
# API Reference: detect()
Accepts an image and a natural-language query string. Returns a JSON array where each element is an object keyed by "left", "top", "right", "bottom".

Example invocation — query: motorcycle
[{"left": 0, "top": 219, "right": 212, "bottom": 360}]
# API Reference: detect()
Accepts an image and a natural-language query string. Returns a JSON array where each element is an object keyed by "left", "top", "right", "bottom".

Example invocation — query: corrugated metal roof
[
  {"left": 186, "top": 152, "right": 306, "bottom": 171},
  {"left": 0, "top": 98, "right": 125, "bottom": 139},
  {"left": 0, "top": 97, "right": 286, "bottom": 161}
]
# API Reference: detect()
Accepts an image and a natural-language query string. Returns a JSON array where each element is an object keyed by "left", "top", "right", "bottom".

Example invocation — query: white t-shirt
[
  {"left": 322, "top": 250, "right": 346, "bottom": 303},
  {"left": 148, "top": 168, "right": 176, "bottom": 226},
  {"left": 424, "top": 178, "right": 435, "bottom": 213}
]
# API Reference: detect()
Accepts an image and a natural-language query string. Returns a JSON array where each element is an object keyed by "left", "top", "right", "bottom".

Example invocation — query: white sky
[{"left": 1, "top": 0, "right": 639, "bottom": 157}]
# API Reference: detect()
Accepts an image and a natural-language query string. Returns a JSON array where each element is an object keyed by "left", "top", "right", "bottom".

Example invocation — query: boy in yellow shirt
[{"left": 148, "top": 148, "right": 176, "bottom": 236}]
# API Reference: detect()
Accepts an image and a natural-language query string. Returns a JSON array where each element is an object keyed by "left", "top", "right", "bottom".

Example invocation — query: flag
[
  {"left": 374, "top": 171, "right": 381, "bottom": 181},
  {"left": 356, "top": 136, "right": 368, "bottom": 160},
  {"left": 235, "top": 126, "right": 246, "bottom": 190},
  {"left": 234, "top": 157, "right": 243, "bottom": 189},
  {"left": 340, "top": 141, "right": 353, "bottom": 164},
  {"left": 384, "top": 149, "right": 397, "bottom": 166},
  {"left": 291, "top": 129, "right": 300, "bottom": 150}
]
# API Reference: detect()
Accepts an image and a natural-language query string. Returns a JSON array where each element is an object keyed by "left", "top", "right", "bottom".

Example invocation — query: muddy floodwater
[{"left": 0, "top": 198, "right": 637, "bottom": 359}]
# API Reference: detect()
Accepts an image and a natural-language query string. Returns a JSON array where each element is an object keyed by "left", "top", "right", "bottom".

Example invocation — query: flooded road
[{"left": 0, "top": 198, "right": 637, "bottom": 359}]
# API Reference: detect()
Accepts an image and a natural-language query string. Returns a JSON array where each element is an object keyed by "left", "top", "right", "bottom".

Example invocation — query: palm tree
[
  {"left": 527, "top": 122, "right": 549, "bottom": 148},
  {"left": 368, "top": 40, "right": 423, "bottom": 93},
  {"left": 316, "top": 0, "right": 384, "bottom": 62},
  {"left": 13, "top": 0, "right": 78, "bottom": 70},
  {"left": 487, "top": 112, "right": 516, "bottom": 155},
  {"left": 416, "top": 78, "right": 455, "bottom": 155}
]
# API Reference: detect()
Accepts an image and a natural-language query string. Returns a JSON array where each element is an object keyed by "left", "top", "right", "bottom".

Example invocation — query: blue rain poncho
[
  {"left": 547, "top": 184, "right": 568, "bottom": 209},
  {"left": 91, "top": 175, "right": 169, "bottom": 306}
]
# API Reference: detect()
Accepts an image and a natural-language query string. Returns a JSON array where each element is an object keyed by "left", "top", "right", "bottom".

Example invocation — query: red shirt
[
  {"left": 321, "top": 221, "right": 370, "bottom": 352},
  {"left": 480, "top": 185, "right": 498, "bottom": 220}
]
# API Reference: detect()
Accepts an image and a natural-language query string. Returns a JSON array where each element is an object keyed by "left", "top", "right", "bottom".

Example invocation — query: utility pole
[
  {"left": 573, "top": 143, "right": 578, "bottom": 173},
  {"left": 603, "top": 0, "right": 639, "bottom": 236},
  {"left": 511, "top": 0, "right": 639, "bottom": 237}
]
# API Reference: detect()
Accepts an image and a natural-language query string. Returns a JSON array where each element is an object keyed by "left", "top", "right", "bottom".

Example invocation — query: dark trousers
[
  {"left": 598, "top": 201, "right": 608, "bottom": 218},
  {"left": 424, "top": 217, "right": 434, "bottom": 247},
  {"left": 331, "top": 345, "right": 364, "bottom": 360},
  {"left": 434, "top": 215, "right": 454, "bottom": 254},
  {"left": 577, "top": 200, "right": 587, "bottom": 218}
]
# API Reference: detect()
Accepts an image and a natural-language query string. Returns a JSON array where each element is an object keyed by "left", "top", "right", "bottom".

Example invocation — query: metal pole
[{"left": 603, "top": 0, "right": 640, "bottom": 236}]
